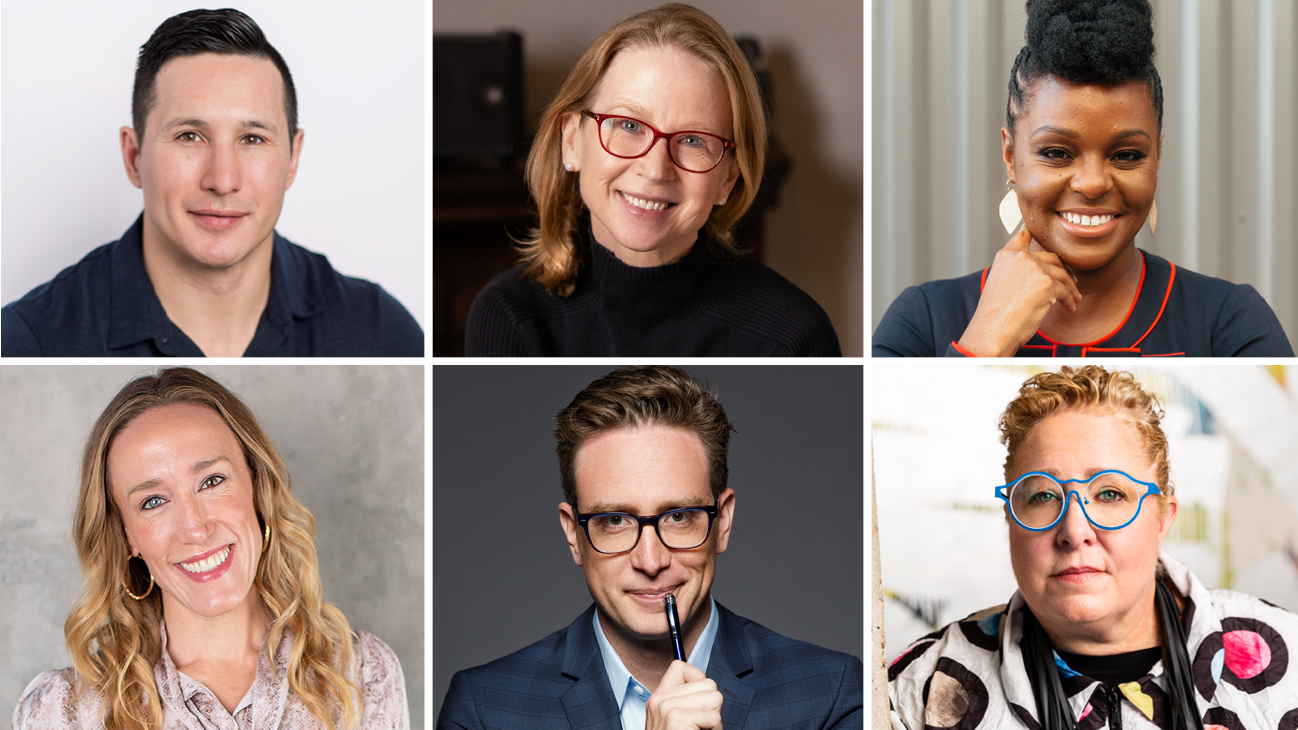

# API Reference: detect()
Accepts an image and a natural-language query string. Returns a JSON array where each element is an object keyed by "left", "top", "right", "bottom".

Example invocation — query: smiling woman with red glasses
[
  {"left": 464, "top": 3, "right": 839, "bottom": 357},
  {"left": 873, "top": 0, "right": 1293, "bottom": 358},
  {"left": 888, "top": 366, "right": 1298, "bottom": 729}
]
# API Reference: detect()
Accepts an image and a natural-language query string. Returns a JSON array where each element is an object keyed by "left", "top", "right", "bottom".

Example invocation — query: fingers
[
  {"left": 657, "top": 660, "right": 707, "bottom": 692},
  {"left": 1003, "top": 225, "right": 1033, "bottom": 252},
  {"left": 647, "top": 662, "right": 724, "bottom": 730}
]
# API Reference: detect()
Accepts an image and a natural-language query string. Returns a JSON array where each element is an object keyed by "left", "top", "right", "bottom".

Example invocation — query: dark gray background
[
  {"left": 1, "top": 365, "right": 424, "bottom": 727},
  {"left": 433, "top": 364, "right": 863, "bottom": 720}
]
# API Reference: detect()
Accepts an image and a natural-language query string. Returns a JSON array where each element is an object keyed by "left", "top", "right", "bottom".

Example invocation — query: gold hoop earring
[
  {"left": 263, "top": 521, "right": 271, "bottom": 552},
  {"left": 1148, "top": 200, "right": 1157, "bottom": 236},
  {"left": 123, "top": 555, "right": 154, "bottom": 600},
  {"left": 999, "top": 180, "right": 1023, "bottom": 235}
]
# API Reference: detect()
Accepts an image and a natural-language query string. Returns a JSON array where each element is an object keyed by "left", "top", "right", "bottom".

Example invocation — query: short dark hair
[
  {"left": 132, "top": 8, "right": 297, "bottom": 149},
  {"left": 1007, "top": 0, "right": 1163, "bottom": 135},
  {"left": 555, "top": 366, "right": 735, "bottom": 510}
]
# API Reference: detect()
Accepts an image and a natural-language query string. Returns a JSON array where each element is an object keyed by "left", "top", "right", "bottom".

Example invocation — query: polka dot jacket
[{"left": 888, "top": 553, "right": 1298, "bottom": 729}]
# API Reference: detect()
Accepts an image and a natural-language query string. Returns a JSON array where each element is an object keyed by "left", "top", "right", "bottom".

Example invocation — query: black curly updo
[{"left": 1007, "top": 0, "right": 1163, "bottom": 135}]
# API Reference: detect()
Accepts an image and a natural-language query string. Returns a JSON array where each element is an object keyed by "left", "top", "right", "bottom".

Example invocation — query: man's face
[
  {"left": 122, "top": 53, "right": 303, "bottom": 270},
  {"left": 560, "top": 425, "right": 734, "bottom": 647}
]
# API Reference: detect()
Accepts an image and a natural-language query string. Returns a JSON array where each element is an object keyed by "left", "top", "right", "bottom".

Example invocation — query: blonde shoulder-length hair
[
  {"left": 519, "top": 2, "right": 768, "bottom": 296},
  {"left": 64, "top": 368, "right": 360, "bottom": 730}
]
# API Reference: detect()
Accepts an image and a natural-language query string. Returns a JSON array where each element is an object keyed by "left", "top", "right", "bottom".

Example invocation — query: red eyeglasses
[{"left": 582, "top": 111, "right": 734, "bottom": 173}]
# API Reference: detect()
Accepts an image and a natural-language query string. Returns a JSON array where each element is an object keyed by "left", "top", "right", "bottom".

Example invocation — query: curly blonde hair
[
  {"left": 64, "top": 368, "right": 359, "bottom": 730},
  {"left": 998, "top": 365, "right": 1172, "bottom": 493},
  {"left": 519, "top": 3, "right": 768, "bottom": 296}
]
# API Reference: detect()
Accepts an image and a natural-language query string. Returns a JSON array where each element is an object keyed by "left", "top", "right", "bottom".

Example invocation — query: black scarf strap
[{"left": 1020, "top": 580, "right": 1205, "bottom": 730}]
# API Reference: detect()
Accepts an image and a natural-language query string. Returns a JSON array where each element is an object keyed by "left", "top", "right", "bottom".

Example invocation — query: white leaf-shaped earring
[
  {"left": 999, "top": 180, "right": 1023, "bottom": 235},
  {"left": 1148, "top": 200, "right": 1157, "bottom": 236}
]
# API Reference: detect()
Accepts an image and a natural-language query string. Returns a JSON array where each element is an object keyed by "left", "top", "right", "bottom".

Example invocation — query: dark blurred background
[{"left": 434, "top": 0, "right": 864, "bottom": 356}]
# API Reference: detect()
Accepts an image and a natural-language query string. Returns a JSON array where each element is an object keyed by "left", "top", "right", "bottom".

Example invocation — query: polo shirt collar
[{"left": 105, "top": 213, "right": 320, "bottom": 355}]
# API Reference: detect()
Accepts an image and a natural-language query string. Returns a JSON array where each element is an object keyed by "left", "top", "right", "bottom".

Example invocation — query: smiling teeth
[
  {"left": 622, "top": 192, "right": 669, "bottom": 211},
  {"left": 180, "top": 546, "right": 230, "bottom": 573},
  {"left": 1063, "top": 212, "right": 1114, "bottom": 226}
]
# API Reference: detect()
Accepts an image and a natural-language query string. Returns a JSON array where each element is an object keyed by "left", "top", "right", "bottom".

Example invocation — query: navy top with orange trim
[{"left": 872, "top": 250, "right": 1293, "bottom": 357}]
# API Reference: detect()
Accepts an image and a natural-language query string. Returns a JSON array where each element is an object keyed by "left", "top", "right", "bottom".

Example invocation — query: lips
[
  {"left": 190, "top": 209, "right": 248, "bottom": 231},
  {"left": 1052, "top": 566, "right": 1104, "bottom": 583},
  {"left": 628, "top": 587, "right": 678, "bottom": 602},
  {"left": 175, "top": 543, "right": 235, "bottom": 582},
  {"left": 620, "top": 191, "right": 675, "bottom": 212},
  {"left": 1056, "top": 210, "right": 1120, "bottom": 239}
]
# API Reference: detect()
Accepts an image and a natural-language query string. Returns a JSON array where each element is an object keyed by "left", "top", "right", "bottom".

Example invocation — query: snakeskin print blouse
[{"left": 12, "top": 621, "right": 408, "bottom": 730}]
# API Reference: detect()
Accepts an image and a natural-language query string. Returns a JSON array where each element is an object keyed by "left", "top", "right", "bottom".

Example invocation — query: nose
[
  {"left": 177, "top": 495, "right": 215, "bottom": 543},
  {"left": 1054, "top": 491, "right": 1097, "bottom": 547},
  {"left": 200, "top": 139, "right": 242, "bottom": 196},
  {"left": 628, "top": 522, "right": 671, "bottom": 576},
  {"left": 634, "top": 136, "right": 677, "bottom": 181},
  {"left": 1069, "top": 154, "right": 1113, "bottom": 200}
]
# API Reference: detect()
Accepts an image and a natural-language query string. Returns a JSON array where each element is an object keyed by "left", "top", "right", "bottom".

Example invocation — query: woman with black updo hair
[{"left": 873, "top": 0, "right": 1293, "bottom": 357}]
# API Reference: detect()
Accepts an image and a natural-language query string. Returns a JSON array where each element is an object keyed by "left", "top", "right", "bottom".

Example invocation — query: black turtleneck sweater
[{"left": 464, "top": 233, "right": 841, "bottom": 357}]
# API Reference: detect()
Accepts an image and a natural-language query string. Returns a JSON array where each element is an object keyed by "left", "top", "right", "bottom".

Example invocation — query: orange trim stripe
[
  {"left": 1143, "top": 352, "right": 1185, "bottom": 357},
  {"left": 1035, "top": 252, "right": 1147, "bottom": 347},
  {"left": 951, "top": 341, "right": 978, "bottom": 357},
  {"left": 1131, "top": 262, "right": 1176, "bottom": 348}
]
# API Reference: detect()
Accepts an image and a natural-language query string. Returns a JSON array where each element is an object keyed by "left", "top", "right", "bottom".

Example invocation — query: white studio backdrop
[
  {"left": 1, "top": 0, "right": 427, "bottom": 328},
  {"left": 873, "top": 361, "right": 1298, "bottom": 663}
]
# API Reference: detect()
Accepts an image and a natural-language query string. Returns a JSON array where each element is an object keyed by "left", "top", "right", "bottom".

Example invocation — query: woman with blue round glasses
[{"left": 888, "top": 366, "right": 1298, "bottom": 730}]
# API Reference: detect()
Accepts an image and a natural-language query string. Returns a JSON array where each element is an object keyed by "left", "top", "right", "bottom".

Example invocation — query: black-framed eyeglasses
[
  {"left": 575, "top": 504, "right": 719, "bottom": 554},
  {"left": 582, "top": 111, "right": 734, "bottom": 173}
]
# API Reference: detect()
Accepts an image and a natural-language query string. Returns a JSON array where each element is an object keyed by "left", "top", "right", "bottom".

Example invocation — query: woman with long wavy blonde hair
[
  {"left": 464, "top": 3, "right": 840, "bottom": 357},
  {"left": 13, "top": 368, "right": 407, "bottom": 730}
]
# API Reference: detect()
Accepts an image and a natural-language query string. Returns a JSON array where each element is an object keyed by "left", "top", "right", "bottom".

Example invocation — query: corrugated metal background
[{"left": 872, "top": 0, "right": 1298, "bottom": 343}]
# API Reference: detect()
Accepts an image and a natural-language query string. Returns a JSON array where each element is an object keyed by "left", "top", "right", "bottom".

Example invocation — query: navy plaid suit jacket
[{"left": 437, "top": 602, "right": 863, "bottom": 729}]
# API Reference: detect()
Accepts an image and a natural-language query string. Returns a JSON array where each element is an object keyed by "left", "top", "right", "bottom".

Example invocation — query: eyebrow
[
  {"left": 603, "top": 104, "right": 721, "bottom": 135},
  {"left": 125, "top": 456, "right": 232, "bottom": 497},
  {"left": 583, "top": 494, "right": 710, "bottom": 514},
  {"left": 158, "top": 117, "right": 279, "bottom": 134},
  {"left": 1030, "top": 126, "right": 1152, "bottom": 143}
]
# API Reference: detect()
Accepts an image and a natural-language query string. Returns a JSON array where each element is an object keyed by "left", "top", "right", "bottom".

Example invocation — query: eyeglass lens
[
  {"left": 587, "top": 508, "right": 711, "bottom": 552},
  {"left": 598, "top": 117, "right": 725, "bottom": 172},
  {"left": 1009, "top": 473, "right": 1146, "bottom": 529}
]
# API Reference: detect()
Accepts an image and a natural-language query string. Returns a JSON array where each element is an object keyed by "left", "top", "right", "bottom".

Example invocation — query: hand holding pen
[{"left": 645, "top": 595, "right": 724, "bottom": 729}]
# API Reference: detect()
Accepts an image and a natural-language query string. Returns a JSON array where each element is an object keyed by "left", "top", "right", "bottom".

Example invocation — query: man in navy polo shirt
[{"left": 1, "top": 9, "right": 422, "bottom": 357}]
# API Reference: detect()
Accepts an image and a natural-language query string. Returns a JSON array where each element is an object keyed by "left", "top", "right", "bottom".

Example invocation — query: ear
[
  {"left": 560, "top": 112, "right": 583, "bottom": 172},
  {"left": 285, "top": 129, "right": 305, "bottom": 190},
  {"left": 718, "top": 156, "right": 741, "bottom": 204},
  {"left": 1156, "top": 494, "right": 1178, "bottom": 543},
  {"left": 1001, "top": 127, "right": 1016, "bottom": 185},
  {"left": 558, "top": 501, "right": 584, "bottom": 567},
  {"left": 121, "top": 126, "right": 143, "bottom": 189},
  {"left": 713, "top": 488, "right": 735, "bottom": 555}
]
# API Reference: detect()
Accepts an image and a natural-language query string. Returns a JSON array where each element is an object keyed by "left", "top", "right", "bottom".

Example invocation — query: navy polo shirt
[{"left": 2, "top": 215, "right": 424, "bottom": 357}]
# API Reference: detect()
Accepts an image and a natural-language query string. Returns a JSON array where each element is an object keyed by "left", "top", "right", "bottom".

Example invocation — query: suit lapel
[
  {"left": 560, "top": 605, "right": 623, "bottom": 730},
  {"left": 708, "top": 603, "right": 756, "bottom": 729}
]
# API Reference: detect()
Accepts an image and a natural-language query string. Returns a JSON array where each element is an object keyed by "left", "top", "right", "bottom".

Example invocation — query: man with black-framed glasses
[{"left": 437, "top": 365, "right": 862, "bottom": 730}]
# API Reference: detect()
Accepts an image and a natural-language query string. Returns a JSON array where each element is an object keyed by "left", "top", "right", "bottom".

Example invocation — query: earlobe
[
  {"left": 1001, "top": 128, "right": 1016, "bottom": 185},
  {"left": 120, "top": 126, "right": 143, "bottom": 189},
  {"left": 714, "top": 488, "right": 735, "bottom": 555},
  {"left": 558, "top": 502, "right": 584, "bottom": 567},
  {"left": 560, "top": 112, "right": 582, "bottom": 172},
  {"left": 285, "top": 129, "right": 305, "bottom": 190}
]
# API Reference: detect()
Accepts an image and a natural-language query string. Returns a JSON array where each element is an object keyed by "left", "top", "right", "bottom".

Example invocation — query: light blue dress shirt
[{"left": 593, "top": 596, "right": 720, "bottom": 730}]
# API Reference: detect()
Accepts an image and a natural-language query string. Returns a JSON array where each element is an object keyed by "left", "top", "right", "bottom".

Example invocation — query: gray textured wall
[
  {"left": 1, "top": 365, "right": 425, "bottom": 728},
  {"left": 873, "top": 0, "right": 1298, "bottom": 339},
  {"left": 433, "top": 364, "right": 864, "bottom": 722},
  {"left": 435, "top": 0, "right": 865, "bottom": 355}
]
